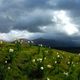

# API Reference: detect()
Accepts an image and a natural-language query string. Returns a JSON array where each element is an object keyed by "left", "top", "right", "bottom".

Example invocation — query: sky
[{"left": 0, "top": 0, "right": 80, "bottom": 43}]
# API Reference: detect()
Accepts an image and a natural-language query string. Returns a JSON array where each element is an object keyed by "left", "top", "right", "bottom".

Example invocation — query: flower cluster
[
  {"left": 37, "top": 58, "right": 42, "bottom": 62},
  {"left": 32, "top": 59, "right": 36, "bottom": 63},
  {"left": 9, "top": 48, "right": 14, "bottom": 53},
  {"left": 40, "top": 66, "right": 44, "bottom": 70},
  {"left": 63, "top": 72, "right": 68, "bottom": 76},
  {"left": 47, "top": 64, "right": 52, "bottom": 68}
]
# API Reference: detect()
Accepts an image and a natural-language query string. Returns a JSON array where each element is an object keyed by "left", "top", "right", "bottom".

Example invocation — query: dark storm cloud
[
  {"left": 48, "top": 0, "right": 80, "bottom": 10},
  {"left": 13, "top": 9, "right": 53, "bottom": 32},
  {"left": 0, "top": 0, "right": 80, "bottom": 42},
  {"left": 0, "top": 0, "right": 54, "bottom": 32},
  {"left": 0, "top": 0, "right": 80, "bottom": 32}
]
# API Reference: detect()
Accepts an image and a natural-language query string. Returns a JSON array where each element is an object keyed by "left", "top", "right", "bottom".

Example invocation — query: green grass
[{"left": 0, "top": 41, "right": 80, "bottom": 80}]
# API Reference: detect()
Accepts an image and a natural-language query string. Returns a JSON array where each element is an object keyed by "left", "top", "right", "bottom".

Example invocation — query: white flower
[
  {"left": 47, "top": 77, "right": 50, "bottom": 80},
  {"left": 41, "top": 44, "right": 43, "bottom": 47},
  {"left": 39, "top": 58, "right": 42, "bottom": 61},
  {"left": 72, "top": 61, "right": 74, "bottom": 64},
  {"left": 32, "top": 59, "right": 35, "bottom": 63},
  {"left": 37, "top": 58, "right": 42, "bottom": 62},
  {"left": 40, "top": 67, "right": 44, "bottom": 70},
  {"left": 57, "top": 55, "right": 60, "bottom": 58},
  {"left": 63, "top": 72, "right": 68, "bottom": 76},
  {"left": 15, "top": 41, "right": 17, "bottom": 44},
  {"left": 28, "top": 41, "right": 30, "bottom": 43},
  {"left": 18, "top": 40, "right": 20, "bottom": 42},
  {"left": 39, "top": 44, "right": 43, "bottom": 47},
  {"left": 31, "top": 41, "right": 34, "bottom": 43},
  {"left": 79, "top": 53, "right": 80, "bottom": 56},
  {"left": 9, "top": 48, "right": 14, "bottom": 52},
  {"left": 5, "top": 61, "right": 7, "bottom": 64},
  {"left": 8, "top": 66, "right": 11, "bottom": 70},
  {"left": 55, "top": 61, "right": 57, "bottom": 64},
  {"left": 20, "top": 40, "right": 23, "bottom": 44},
  {"left": 68, "top": 61, "right": 70, "bottom": 64},
  {"left": 47, "top": 65, "right": 52, "bottom": 68}
]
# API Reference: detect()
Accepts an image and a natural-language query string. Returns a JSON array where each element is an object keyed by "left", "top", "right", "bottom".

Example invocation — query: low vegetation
[{"left": 0, "top": 40, "right": 80, "bottom": 80}]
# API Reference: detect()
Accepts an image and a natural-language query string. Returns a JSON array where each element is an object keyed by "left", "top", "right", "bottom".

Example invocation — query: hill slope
[{"left": 0, "top": 41, "right": 80, "bottom": 80}]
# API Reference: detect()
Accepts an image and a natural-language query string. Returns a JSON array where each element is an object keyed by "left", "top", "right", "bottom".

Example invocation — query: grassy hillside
[{"left": 0, "top": 40, "right": 80, "bottom": 80}]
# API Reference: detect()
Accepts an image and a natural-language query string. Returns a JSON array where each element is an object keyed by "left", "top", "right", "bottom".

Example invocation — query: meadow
[{"left": 0, "top": 40, "right": 80, "bottom": 80}]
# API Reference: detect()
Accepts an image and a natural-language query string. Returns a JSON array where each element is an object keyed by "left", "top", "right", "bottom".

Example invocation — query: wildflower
[
  {"left": 47, "top": 65, "right": 52, "bottom": 68},
  {"left": 67, "top": 61, "right": 70, "bottom": 65},
  {"left": 31, "top": 41, "right": 34, "bottom": 43},
  {"left": 57, "top": 55, "right": 60, "bottom": 58},
  {"left": 39, "top": 58, "right": 42, "bottom": 61},
  {"left": 39, "top": 44, "right": 43, "bottom": 47},
  {"left": 32, "top": 59, "right": 35, "bottom": 63},
  {"left": 55, "top": 61, "right": 57, "bottom": 64},
  {"left": 8, "top": 66, "right": 11, "bottom": 70},
  {"left": 40, "top": 67, "right": 44, "bottom": 70},
  {"left": 20, "top": 40, "right": 23, "bottom": 44},
  {"left": 72, "top": 61, "right": 74, "bottom": 64},
  {"left": 63, "top": 72, "right": 68, "bottom": 76},
  {"left": 18, "top": 39, "right": 20, "bottom": 42},
  {"left": 5, "top": 61, "right": 7, "bottom": 64},
  {"left": 9, "top": 48, "right": 14, "bottom": 52},
  {"left": 47, "top": 77, "right": 50, "bottom": 80},
  {"left": 15, "top": 41, "right": 17, "bottom": 44},
  {"left": 37, "top": 58, "right": 42, "bottom": 62},
  {"left": 41, "top": 44, "right": 43, "bottom": 47},
  {"left": 28, "top": 41, "right": 30, "bottom": 43}
]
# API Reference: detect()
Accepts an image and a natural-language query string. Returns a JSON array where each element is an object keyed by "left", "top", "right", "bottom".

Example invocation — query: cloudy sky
[{"left": 0, "top": 0, "right": 80, "bottom": 42}]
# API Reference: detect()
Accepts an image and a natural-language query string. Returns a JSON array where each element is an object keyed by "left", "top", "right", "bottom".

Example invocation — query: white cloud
[
  {"left": 0, "top": 30, "right": 34, "bottom": 41},
  {"left": 53, "top": 10, "right": 79, "bottom": 35},
  {"left": 38, "top": 10, "right": 79, "bottom": 37}
]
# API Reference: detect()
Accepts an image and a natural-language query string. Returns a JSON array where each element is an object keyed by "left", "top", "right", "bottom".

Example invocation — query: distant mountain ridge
[
  {"left": 0, "top": 38, "right": 80, "bottom": 53},
  {"left": 33, "top": 38, "right": 77, "bottom": 47}
]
